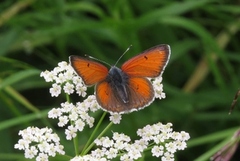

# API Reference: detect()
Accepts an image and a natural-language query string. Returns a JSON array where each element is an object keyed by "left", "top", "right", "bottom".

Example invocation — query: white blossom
[{"left": 14, "top": 127, "right": 65, "bottom": 160}]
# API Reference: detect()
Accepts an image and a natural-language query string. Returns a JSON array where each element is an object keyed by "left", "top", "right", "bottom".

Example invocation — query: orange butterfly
[{"left": 70, "top": 44, "right": 170, "bottom": 113}]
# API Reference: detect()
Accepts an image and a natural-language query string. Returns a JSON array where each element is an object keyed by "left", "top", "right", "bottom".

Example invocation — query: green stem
[
  {"left": 83, "top": 120, "right": 113, "bottom": 155},
  {"left": 66, "top": 93, "right": 70, "bottom": 102},
  {"left": 73, "top": 133, "right": 79, "bottom": 155},
  {"left": 81, "top": 111, "right": 108, "bottom": 155}
]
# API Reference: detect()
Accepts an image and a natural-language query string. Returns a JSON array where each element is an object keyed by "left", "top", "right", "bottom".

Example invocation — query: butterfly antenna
[
  {"left": 114, "top": 45, "right": 132, "bottom": 66},
  {"left": 86, "top": 55, "right": 112, "bottom": 67}
]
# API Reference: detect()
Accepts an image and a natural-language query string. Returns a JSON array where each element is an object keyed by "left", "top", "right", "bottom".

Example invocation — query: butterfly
[{"left": 69, "top": 44, "right": 170, "bottom": 113}]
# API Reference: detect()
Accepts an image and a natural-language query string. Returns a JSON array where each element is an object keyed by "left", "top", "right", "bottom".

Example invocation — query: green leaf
[{"left": 0, "top": 69, "right": 40, "bottom": 90}]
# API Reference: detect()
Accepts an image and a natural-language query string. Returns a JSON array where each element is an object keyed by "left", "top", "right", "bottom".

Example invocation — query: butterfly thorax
[{"left": 107, "top": 66, "right": 129, "bottom": 104}]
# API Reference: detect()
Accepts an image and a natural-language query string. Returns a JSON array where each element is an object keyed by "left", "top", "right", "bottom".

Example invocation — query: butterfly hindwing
[
  {"left": 127, "top": 77, "right": 154, "bottom": 110},
  {"left": 96, "top": 81, "right": 126, "bottom": 112},
  {"left": 96, "top": 77, "right": 154, "bottom": 113}
]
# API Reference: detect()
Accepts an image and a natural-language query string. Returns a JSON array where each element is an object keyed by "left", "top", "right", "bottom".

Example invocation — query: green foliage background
[{"left": 0, "top": 0, "right": 240, "bottom": 160}]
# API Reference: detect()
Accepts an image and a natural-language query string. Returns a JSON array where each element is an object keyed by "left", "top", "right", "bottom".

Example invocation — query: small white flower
[
  {"left": 47, "top": 143, "right": 56, "bottom": 156},
  {"left": 134, "top": 139, "right": 148, "bottom": 151},
  {"left": 152, "top": 76, "right": 166, "bottom": 99},
  {"left": 165, "top": 142, "right": 177, "bottom": 153},
  {"left": 75, "top": 119, "right": 85, "bottom": 131},
  {"left": 53, "top": 66, "right": 61, "bottom": 75},
  {"left": 152, "top": 145, "right": 164, "bottom": 157},
  {"left": 162, "top": 152, "right": 174, "bottom": 161},
  {"left": 113, "top": 133, "right": 131, "bottom": 142},
  {"left": 91, "top": 148, "right": 106, "bottom": 158},
  {"left": 101, "top": 137, "right": 114, "bottom": 148},
  {"left": 76, "top": 84, "right": 87, "bottom": 97},
  {"left": 171, "top": 131, "right": 182, "bottom": 140},
  {"left": 24, "top": 146, "right": 38, "bottom": 159},
  {"left": 164, "top": 123, "right": 173, "bottom": 132},
  {"left": 85, "top": 115, "right": 95, "bottom": 128},
  {"left": 58, "top": 61, "right": 68, "bottom": 71},
  {"left": 94, "top": 138, "right": 102, "bottom": 146},
  {"left": 131, "top": 142, "right": 145, "bottom": 153},
  {"left": 40, "top": 70, "right": 56, "bottom": 82},
  {"left": 14, "top": 139, "right": 30, "bottom": 150},
  {"left": 79, "top": 110, "right": 89, "bottom": 120},
  {"left": 72, "top": 75, "right": 82, "bottom": 85},
  {"left": 61, "top": 102, "right": 74, "bottom": 113},
  {"left": 50, "top": 83, "right": 61, "bottom": 97},
  {"left": 109, "top": 113, "right": 122, "bottom": 124},
  {"left": 63, "top": 82, "right": 74, "bottom": 94},
  {"left": 120, "top": 154, "right": 133, "bottom": 161},
  {"left": 106, "top": 148, "right": 118, "bottom": 159},
  {"left": 64, "top": 69, "right": 74, "bottom": 80},
  {"left": 55, "top": 73, "right": 67, "bottom": 84},
  {"left": 69, "top": 109, "right": 79, "bottom": 121},
  {"left": 127, "top": 145, "right": 142, "bottom": 160},
  {"left": 48, "top": 108, "right": 62, "bottom": 119},
  {"left": 56, "top": 144, "right": 65, "bottom": 155},
  {"left": 180, "top": 131, "right": 190, "bottom": 141},
  {"left": 86, "top": 95, "right": 100, "bottom": 112},
  {"left": 58, "top": 115, "right": 69, "bottom": 127},
  {"left": 114, "top": 140, "right": 126, "bottom": 150},
  {"left": 154, "top": 133, "right": 166, "bottom": 144},
  {"left": 65, "top": 125, "right": 77, "bottom": 140},
  {"left": 38, "top": 141, "right": 49, "bottom": 153},
  {"left": 36, "top": 153, "right": 48, "bottom": 161},
  {"left": 175, "top": 140, "right": 187, "bottom": 150}
]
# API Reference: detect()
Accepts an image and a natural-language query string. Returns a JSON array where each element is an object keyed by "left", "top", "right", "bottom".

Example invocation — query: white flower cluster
[
  {"left": 138, "top": 123, "right": 189, "bottom": 160},
  {"left": 71, "top": 122, "right": 190, "bottom": 161},
  {"left": 48, "top": 96, "right": 100, "bottom": 140},
  {"left": 152, "top": 76, "right": 166, "bottom": 99},
  {"left": 40, "top": 61, "right": 87, "bottom": 97},
  {"left": 14, "top": 127, "right": 65, "bottom": 161}
]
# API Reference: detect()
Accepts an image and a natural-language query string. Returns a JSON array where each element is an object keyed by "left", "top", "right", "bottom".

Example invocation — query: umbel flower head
[
  {"left": 14, "top": 127, "right": 65, "bottom": 160},
  {"left": 70, "top": 123, "right": 190, "bottom": 161},
  {"left": 40, "top": 61, "right": 87, "bottom": 98}
]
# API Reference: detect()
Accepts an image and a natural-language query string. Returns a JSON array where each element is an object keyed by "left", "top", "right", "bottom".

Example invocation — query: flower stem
[
  {"left": 81, "top": 111, "right": 108, "bottom": 155},
  {"left": 73, "top": 133, "right": 79, "bottom": 155},
  {"left": 66, "top": 94, "right": 70, "bottom": 102},
  {"left": 83, "top": 120, "right": 113, "bottom": 155}
]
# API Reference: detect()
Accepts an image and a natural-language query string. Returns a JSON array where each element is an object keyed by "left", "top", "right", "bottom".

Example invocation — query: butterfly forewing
[
  {"left": 121, "top": 44, "right": 170, "bottom": 78},
  {"left": 70, "top": 56, "right": 108, "bottom": 86}
]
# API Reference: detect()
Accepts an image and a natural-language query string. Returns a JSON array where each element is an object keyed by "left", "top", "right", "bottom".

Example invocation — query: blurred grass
[{"left": 0, "top": 0, "right": 240, "bottom": 160}]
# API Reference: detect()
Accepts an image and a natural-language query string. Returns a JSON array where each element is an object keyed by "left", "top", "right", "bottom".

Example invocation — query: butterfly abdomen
[{"left": 107, "top": 66, "right": 130, "bottom": 104}]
